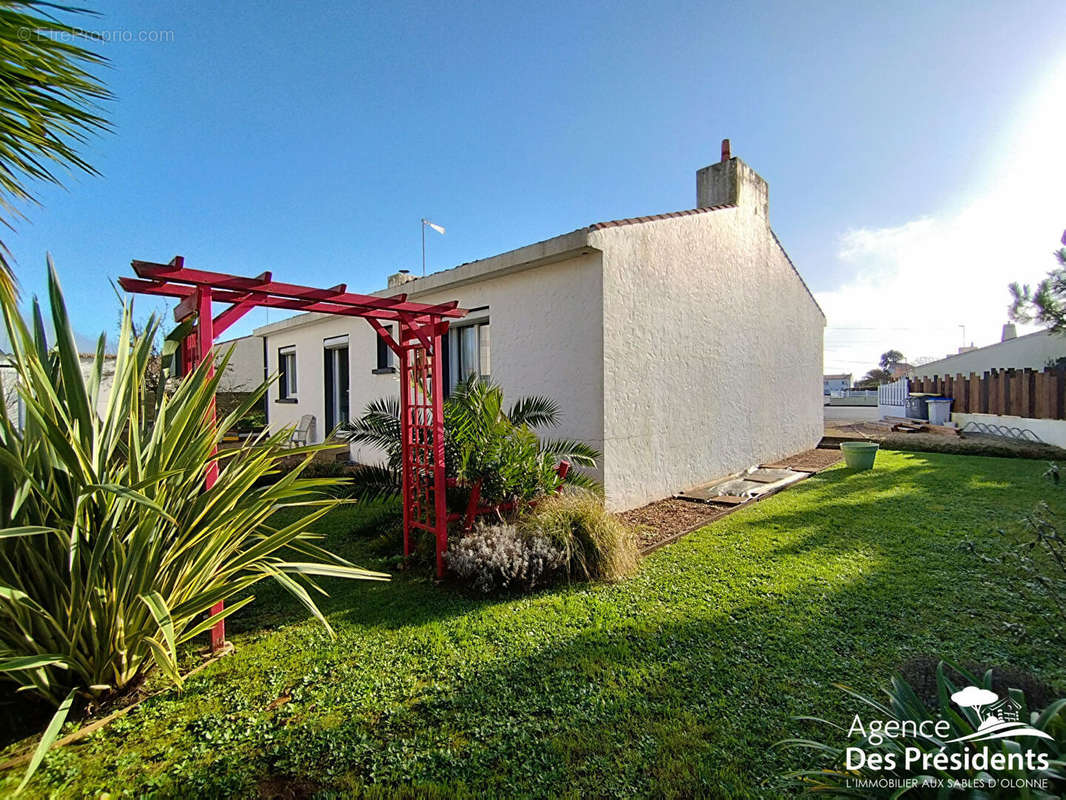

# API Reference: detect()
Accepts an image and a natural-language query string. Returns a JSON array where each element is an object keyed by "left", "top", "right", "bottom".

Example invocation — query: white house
[
  {"left": 1, "top": 351, "right": 117, "bottom": 430},
  {"left": 909, "top": 324, "right": 1066, "bottom": 380},
  {"left": 823, "top": 373, "right": 852, "bottom": 394},
  {"left": 255, "top": 146, "right": 825, "bottom": 510},
  {"left": 215, "top": 335, "right": 265, "bottom": 393}
]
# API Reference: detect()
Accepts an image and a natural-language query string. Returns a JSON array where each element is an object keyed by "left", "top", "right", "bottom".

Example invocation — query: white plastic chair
[{"left": 289, "top": 414, "right": 315, "bottom": 447}]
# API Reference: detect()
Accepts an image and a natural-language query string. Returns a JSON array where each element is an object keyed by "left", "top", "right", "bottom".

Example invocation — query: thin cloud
[{"left": 817, "top": 58, "right": 1066, "bottom": 375}]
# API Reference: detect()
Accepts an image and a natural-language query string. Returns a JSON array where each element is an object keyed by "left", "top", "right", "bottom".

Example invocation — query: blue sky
[{"left": 6, "top": 0, "right": 1066, "bottom": 373}]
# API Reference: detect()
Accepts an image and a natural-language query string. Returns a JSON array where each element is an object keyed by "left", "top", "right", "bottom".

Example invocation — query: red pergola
[{"left": 119, "top": 257, "right": 467, "bottom": 651}]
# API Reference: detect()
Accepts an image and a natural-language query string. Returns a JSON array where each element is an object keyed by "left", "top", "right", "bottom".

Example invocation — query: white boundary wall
[{"left": 953, "top": 412, "right": 1066, "bottom": 449}]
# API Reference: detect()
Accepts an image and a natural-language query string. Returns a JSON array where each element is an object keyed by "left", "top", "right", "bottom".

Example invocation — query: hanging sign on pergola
[{"left": 119, "top": 256, "right": 467, "bottom": 651}]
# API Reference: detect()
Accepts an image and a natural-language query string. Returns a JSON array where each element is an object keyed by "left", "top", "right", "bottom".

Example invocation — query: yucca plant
[
  {"left": 0, "top": 260, "right": 387, "bottom": 790},
  {"left": 342, "top": 376, "right": 601, "bottom": 503},
  {"left": 0, "top": 1, "right": 111, "bottom": 293}
]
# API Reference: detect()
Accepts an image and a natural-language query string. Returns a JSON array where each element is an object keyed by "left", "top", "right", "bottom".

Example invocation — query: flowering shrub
[{"left": 446, "top": 522, "right": 566, "bottom": 593}]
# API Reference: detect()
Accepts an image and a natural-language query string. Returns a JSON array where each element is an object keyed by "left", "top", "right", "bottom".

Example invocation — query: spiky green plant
[
  {"left": 341, "top": 376, "right": 601, "bottom": 503},
  {"left": 0, "top": 260, "right": 386, "bottom": 790},
  {"left": 0, "top": 1, "right": 111, "bottom": 293}
]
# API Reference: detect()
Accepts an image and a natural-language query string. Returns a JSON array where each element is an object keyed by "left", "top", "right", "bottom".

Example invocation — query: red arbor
[{"left": 120, "top": 257, "right": 466, "bottom": 650}]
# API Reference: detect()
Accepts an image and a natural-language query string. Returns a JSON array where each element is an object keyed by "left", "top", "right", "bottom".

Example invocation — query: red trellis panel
[
  {"left": 120, "top": 256, "right": 466, "bottom": 651},
  {"left": 400, "top": 329, "right": 448, "bottom": 575}
]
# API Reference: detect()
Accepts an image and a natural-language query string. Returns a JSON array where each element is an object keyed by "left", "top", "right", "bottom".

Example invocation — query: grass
[{"left": 2, "top": 451, "right": 1063, "bottom": 798}]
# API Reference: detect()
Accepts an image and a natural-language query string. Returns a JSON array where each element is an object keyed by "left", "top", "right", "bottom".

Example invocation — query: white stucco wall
[
  {"left": 259, "top": 252, "right": 605, "bottom": 477},
  {"left": 0, "top": 358, "right": 22, "bottom": 429},
  {"left": 595, "top": 207, "right": 825, "bottom": 510},
  {"left": 909, "top": 330, "right": 1066, "bottom": 379}
]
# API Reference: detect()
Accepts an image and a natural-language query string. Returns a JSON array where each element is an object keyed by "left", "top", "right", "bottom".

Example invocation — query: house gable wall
[{"left": 594, "top": 208, "right": 824, "bottom": 510}]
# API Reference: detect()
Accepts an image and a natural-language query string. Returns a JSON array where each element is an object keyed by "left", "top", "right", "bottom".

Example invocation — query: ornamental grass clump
[
  {"left": 445, "top": 521, "right": 566, "bottom": 593},
  {"left": 522, "top": 490, "right": 638, "bottom": 582},
  {"left": 0, "top": 261, "right": 387, "bottom": 790}
]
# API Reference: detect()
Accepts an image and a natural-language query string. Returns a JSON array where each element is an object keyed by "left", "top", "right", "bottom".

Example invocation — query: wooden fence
[{"left": 909, "top": 368, "right": 1066, "bottom": 420}]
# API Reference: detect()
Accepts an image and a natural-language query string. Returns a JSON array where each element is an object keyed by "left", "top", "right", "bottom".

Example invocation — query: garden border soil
[{"left": 624, "top": 449, "right": 843, "bottom": 555}]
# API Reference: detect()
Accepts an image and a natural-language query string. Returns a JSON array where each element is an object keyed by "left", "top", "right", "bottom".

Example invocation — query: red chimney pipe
[{"left": 721, "top": 138, "right": 731, "bottom": 162}]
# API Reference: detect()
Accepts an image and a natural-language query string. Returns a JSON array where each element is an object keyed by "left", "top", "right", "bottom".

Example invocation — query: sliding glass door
[{"left": 323, "top": 337, "right": 349, "bottom": 435}]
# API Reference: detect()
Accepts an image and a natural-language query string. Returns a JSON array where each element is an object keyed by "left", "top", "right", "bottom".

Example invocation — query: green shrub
[
  {"left": 880, "top": 434, "right": 1066, "bottom": 461},
  {"left": 0, "top": 262, "right": 388, "bottom": 789},
  {"left": 521, "top": 490, "right": 638, "bottom": 582},
  {"left": 340, "top": 378, "right": 602, "bottom": 506}
]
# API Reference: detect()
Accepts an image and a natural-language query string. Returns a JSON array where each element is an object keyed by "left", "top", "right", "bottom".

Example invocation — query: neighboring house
[
  {"left": 908, "top": 324, "right": 1066, "bottom": 380},
  {"left": 215, "top": 335, "right": 265, "bottom": 393},
  {"left": 823, "top": 373, "right": 851, "bottom": 394},
  {"left": 1, "top": 351, "right": 117, "bottom": 431},
  {"left": 0, "top": 352, "right": 20, "bottom": 429},
  {"left": 255, "top": 146, "right": 826, "bottom": 511},
  {"left": 889, "top": 362, "right": 913, "bottom": 379}
]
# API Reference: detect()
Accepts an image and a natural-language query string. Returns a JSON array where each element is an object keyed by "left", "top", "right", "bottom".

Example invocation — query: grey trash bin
[
  {"left": 905, "top": 394, "right": 930, "bottom": 420},
  {"left": 926, "top": 397, "right": 953, "bottom": 426}
]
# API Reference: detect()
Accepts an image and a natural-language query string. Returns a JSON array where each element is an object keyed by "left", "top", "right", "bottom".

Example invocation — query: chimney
[
  {"left": 1001, "top": 322, "right": 1017, "bottom": 342},
  {"left": 387, "top": 269, "right": 417, "bottom": 289},
  {"left": 696, "top": 139, "right": 769, "bottom": 220}
]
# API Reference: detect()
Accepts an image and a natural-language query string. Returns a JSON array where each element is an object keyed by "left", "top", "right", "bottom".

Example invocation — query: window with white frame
[
  {"left": 449, "top": 318, "right": 490, "bottom": 391},
  {"left": 278, "top": 346, "right": 297, "bottom": 400}
]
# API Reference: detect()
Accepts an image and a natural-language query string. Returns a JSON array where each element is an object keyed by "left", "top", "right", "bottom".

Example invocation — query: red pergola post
[
  {"left": 398, "top": 328, "right": 412, "bottom": 560},
  {"left": 431, "top": 324, "right": 447, "bottom": 576},
  {"left": 119, "top": 257, "right": 467, "bottom": 652},
  {"left": 193, "top": 286, "right": 227, "bottom": 652}
]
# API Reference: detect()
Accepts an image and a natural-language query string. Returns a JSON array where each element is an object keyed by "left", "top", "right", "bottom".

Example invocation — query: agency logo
[
  {"left": 945, "top": 685, "right": 1052, "bottom": 745},
  {"left": 844, "top": 684, "right": 1054, "bottom": 787}
]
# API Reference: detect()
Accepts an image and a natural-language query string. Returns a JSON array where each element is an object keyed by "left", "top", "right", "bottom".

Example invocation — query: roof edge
[
  {"left": 588, "top": 203, "right": 735, "bottom": 231},
  {"left": 771, "top": 229, "right": 826, "bottom": 323}
]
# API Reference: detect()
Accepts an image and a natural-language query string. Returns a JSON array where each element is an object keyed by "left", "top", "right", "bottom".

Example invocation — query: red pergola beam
[
  {"left": 117, "top": 277, "right": 461, "bottom": 327},
  {"left": 130, "top": 259, "right": 466, "bottom": 319}
]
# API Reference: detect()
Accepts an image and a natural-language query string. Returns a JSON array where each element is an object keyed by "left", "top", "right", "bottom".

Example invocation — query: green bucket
[{"left": 840, "top": 441, "right": 879, "bottom": 470}]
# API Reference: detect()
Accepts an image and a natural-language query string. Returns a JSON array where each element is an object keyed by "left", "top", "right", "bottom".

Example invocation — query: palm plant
[
  {"left": 0, "top": 1, "right": 110, "bottom": 293},
  {"left": 341, "top": 377, "right": 601, "bottom": 503},
  {"left": 0, "top": 261, "right": 386, "bottom": 790}
]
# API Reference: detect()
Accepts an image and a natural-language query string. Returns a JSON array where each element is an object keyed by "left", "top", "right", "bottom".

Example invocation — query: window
[
  {"left": 278, "top": 346, "right": 297, "bottom": 400},
  {"left": 374, "top": 325, "right": 396, "bottom": 373},
  {"left": 448, "top": 319, "right": 490, "bottom": 390}
]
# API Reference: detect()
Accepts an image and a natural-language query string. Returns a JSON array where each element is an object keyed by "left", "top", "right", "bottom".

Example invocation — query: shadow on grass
[
  {"left": 82, "top": 555, "right": 1061, "bottom": 799},
  {"left": 8, "top": 451, "right": 1064, "bottom": 798}
]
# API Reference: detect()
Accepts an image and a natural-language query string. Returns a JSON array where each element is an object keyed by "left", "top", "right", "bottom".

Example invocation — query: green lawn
[{"left": 3, "top": 451, "right": 1063, "bottom": 798}]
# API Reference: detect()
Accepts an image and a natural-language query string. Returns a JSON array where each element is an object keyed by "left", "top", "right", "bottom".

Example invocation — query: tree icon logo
[{"left": 947, "top": 685, "right": 1052, "bottom": 743}]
